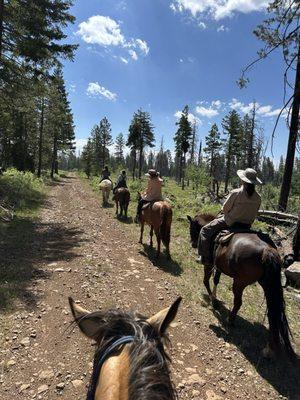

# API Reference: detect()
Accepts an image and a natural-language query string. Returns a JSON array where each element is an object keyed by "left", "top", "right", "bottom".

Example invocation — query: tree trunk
[
  {"left": 0, "top": 0, "right": 4, "bottom": 59},
  {"left": 132, "top": 150, "right": 136, "bottom": 180},
  {"left": 181, "top": 153, "right": 186, "bottom": 190},
  {"left": 198, "top": 141, "right": 202, "bottom": 167},
  {"left": 247, "top": 102, "right": 256, "bottom": 167},
  {"left": 37, "top": 98, "right": 45, "bottom": 177},
  {"left": 138, "top": 146, "right": 143, "bottom": 179},
  {"left": 51, "top": 135, "right": 57, "bottom": 179},
  {"left": 278, "top": 45, "right": 300, "bottom": 211},
  {"left": 293, "top": 217, "right": 300, "bottom": 261}
]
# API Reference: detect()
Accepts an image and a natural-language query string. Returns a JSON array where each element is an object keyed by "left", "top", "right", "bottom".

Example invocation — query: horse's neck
[{"left": 95, "top": 349, "right": 129, "bottom": 400}]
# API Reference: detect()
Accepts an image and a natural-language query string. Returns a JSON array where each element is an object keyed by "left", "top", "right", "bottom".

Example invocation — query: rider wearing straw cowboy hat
[
  {"left": 135, "top": 169, "right": 163, "bottom": 222},
  {"left": 199, "top": 168, "right": 262, "bottom": 266}
]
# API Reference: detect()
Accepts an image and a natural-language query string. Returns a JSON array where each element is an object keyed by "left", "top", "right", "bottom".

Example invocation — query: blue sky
[{"left": 62, "top": 0, "right": 291, "bottom": 163}]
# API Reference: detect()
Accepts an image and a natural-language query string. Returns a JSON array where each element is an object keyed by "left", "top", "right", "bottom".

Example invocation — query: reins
[{"left": 87, "top": 335, "right": 135, "bottom": 400}]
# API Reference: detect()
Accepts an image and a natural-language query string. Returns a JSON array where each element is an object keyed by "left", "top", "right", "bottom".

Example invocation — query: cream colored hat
[{"left": 237, "top": 168, "right": 262, "bottom": 185}]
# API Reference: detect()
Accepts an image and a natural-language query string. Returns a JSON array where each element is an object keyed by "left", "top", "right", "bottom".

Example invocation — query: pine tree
[
  {"left": 99, "top": 117, "right": 113, "bottom": 169},
  {"left": 127, "top": 109, "right": 155, "bottom": 179},
  {"left": 174, "top": 105, "right": 192, "bottom": 189},
  {"left": 114, "top": 133, "right": 125, "bottom": 165},
  {"left": 81, "top": 138, "right": 93, "bottom": 178},
  {"left": 222, "top": 110, "right": 243, "bottom": 192},
  {"left": 0, "top": 0, "right": 77, "bottom": 74},
  {"left": 204, "top": 123, "right": 223, "bottom": 190}
]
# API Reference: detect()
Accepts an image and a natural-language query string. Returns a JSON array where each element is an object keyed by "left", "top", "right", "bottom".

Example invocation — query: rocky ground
[{"left": 0, "top": 175, "right": 299, "bottom": 400}]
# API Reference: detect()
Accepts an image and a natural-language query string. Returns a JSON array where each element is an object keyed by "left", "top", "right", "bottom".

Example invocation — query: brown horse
[
  {"left": 114, "top": 188, "right": 130, "bottom": 219},
  {"left": 187, "top": 213, "right": 296, "bottom": 359},
  {"left": 138, "top": 193, "right": 172, "bottom": 259},
  {"left": 69, "top": 296, "right": 181, "bottom": 400}
]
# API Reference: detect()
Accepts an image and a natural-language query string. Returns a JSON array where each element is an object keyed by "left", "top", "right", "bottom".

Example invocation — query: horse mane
[
  {"left": 89, "top": 309, "right": 177, "bottom": 400},
  {"left": 195, "top": 213, "right": 216, "bottom": 226}
]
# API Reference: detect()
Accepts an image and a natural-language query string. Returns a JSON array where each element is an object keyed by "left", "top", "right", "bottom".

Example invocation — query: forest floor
[{"left": 0, "top": 174, "right": 299, "bottom": 400}]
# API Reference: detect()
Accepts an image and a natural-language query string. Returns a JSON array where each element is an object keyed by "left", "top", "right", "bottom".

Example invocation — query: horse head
[
  {"left": 69, "top": 296, "right": 181, "bottom": 400},
  {"left": 187, "top": 213, "right": 215, "bottom": 248}
]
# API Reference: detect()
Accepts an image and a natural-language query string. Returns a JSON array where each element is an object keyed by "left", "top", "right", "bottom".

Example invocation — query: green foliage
[
  {"left": 185, "top": 165, "right": 210, "bottom": 195},
  {"left": 127, "top": 109, "right": 155, "bottom": 179},
  {"left": 0, "top": 168, "right": 45, "bottom": 212}
]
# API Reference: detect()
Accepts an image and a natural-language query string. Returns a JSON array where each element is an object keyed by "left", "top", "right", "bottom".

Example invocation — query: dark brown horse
[
  {"left": 187, "top": 213, "right": 296, "bottom": 359},
  {"left": 69, "top": 296, "right": 181, "bottom": 400},
  {"left": 114, "top": 188, "right": 130, "bottom": 219},
  {"left": 138, "top": 193, "right": 172, "bottom": 259}
]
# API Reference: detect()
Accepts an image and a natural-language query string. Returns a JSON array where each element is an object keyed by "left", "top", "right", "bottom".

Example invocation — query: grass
[{"left": 81, "top": 171, "right": 299, "bottom": 349}]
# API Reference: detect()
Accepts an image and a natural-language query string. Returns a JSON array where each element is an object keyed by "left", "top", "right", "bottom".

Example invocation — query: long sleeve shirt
[
  {"left": 222, "top": 186, "right": 261, "bottom": 226},
  {"left": 142, "top": 177, "right": 163, "bottom": 201}
]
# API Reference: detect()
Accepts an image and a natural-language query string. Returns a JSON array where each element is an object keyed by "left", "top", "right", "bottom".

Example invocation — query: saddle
[
  {"left": 212, "top": 224, "right": 277, "bottom": 263},
  {"left": 142, "top": 200, "right": 162, "bottom": 210}
]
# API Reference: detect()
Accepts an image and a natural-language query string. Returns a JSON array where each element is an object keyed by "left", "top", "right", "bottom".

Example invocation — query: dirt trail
[{"left": 0, "top": 176, "right": 299, "bottom": 400}]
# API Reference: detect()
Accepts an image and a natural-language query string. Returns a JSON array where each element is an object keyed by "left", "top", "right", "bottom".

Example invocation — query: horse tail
[
  {"left": 160, "top": 205, "right": 172, "bottom": 247},
  {"left": 260, "top": 247, "right": 296, "bottom": 359}
]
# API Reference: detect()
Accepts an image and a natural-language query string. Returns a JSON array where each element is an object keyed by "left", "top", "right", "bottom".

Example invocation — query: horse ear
[
  {"left": 187, "top": 215, "right": 192, "bottom": 223},
  {"left": 69, "top": 297, "right": 101, "bottom": 340},
  {"left": 147, "top": 297, "right": 182, "bottom": 335}
]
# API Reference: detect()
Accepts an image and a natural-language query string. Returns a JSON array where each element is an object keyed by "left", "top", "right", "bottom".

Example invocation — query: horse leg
[
  {"left": 150, "top": 226, "right": 154, "bottom": 247},
  {"left": 228, "top": 281, "right": 245, "bottom": 326},
  {"left": 155, "top": 229, "right": 161, "bottom": 259},
  {"left": 212, "top": 269, "right": 221, "bottom": 300},
  {"left": 139, "top": 222, "right": 144, "bottom": 244},
  {"left": 203, "top": 265, "right": 214, "bottom": 303}
]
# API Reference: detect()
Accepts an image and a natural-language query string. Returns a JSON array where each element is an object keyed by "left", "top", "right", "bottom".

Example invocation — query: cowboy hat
[
  {"left": 145, "top": 169, "right": 159, "bottom": 178},
  {"left": 237, "top": 168, "right": 262, "bottom": 185}
]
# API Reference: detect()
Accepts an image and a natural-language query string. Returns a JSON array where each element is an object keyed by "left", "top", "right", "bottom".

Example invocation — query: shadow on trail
[
  {"left": 139, "top": 244, "right": 182, "bottom": 276},
  {"left": 208, "top": 298, "right": 300, "bottom": 399},
  {"left": 0, "top": 216, "right": 85, "bottom": 312},
  {"left": 116, "top": 216, "right": 133, "bottom": 224}
]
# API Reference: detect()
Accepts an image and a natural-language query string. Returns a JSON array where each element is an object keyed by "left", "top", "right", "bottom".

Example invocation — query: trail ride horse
[
  {"left": 187, "top": 213, "right": 296, "bottom": 359},
  {"left": 114, "top": 188, "right": 130, "bottom": 219},
  {"left": 99, "top": 179, "right": 112, "bottom": 206},
  {"left": 69, "top": 296, "right": 181, "bottom": 400},
  {"left": 138, "top": 193, "right": 172, "bottom": 259}
]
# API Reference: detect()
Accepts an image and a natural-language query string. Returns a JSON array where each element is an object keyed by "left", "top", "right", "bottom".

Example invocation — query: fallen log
[{"left": 258, "top": 210, "right": 298, "bottom": 221}]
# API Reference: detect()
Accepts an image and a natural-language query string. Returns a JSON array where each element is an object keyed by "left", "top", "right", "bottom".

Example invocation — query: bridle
[{"left": 87, "top": 335, "right": 135, "bottom": 400}]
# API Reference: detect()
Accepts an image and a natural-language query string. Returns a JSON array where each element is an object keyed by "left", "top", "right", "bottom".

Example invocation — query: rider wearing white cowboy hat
[
  {"left": 199, "top": 168, "right": 262, "bottom": 266},
  {"left": 135, "top": 169, "right": 163, "bottom": 222}
]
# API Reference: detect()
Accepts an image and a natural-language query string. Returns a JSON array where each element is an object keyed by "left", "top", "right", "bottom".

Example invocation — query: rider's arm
[{"left": 222, "top": 191, "right": 238, "bottom": 214}]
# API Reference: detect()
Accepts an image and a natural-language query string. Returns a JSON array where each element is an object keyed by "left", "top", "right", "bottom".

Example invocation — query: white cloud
[
  {"left": 128, "top": 49, "right": 138, "bottom": 60},
  {"left": 229, "top": 99, "right": 285, "bottom": 118},
  {"left": 77, "top": 15, "right": 149, "bottom": 62},
  {"left": 196, "top": 105, "right": 219, "bottom": 117},
  {"left": 120, "top": 56, "right": 129, "bottom": 64},
  {"left": 174, "top": 110, "right": 202, "bottom": 125},
  {"left": 170, "top": 0, "right": 268, "bottom": 20},
  {"left": 198, "top": 21, "right": 207, "bottom": 29},
  {"left": 135, "top": 38, "right": 150, "bottom": 55},
  {"left": 77, "top": 16, "right": 124, "bottom": 46},
  {"left": 69, "top": 84, "right": 76, "bottom": 93},
  {"left": 217, "top": 25, "right": 229, "bottom": 32},
  {"left": 86, "top": 82, "right": 117, "bottom": 101}
]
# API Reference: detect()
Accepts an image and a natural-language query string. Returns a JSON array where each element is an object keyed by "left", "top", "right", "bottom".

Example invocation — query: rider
[
  {"left": 99, "top": 165, "right": 113, "bottom": 184},
  {"left": 113, "top": 170, "right": 127, "bottom": 194},
  {"left": 199, "top": 168, "right": 262, "bottom": 266},
  {"left": 135, "top": 169, "right": 163, "bottom": 223}
]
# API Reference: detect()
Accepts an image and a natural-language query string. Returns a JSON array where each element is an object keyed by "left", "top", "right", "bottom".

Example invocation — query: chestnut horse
[
  {"left": 187, "top": 213, "right": 296, "bottom": 359},
  {"left": 69, "top": 296, "right": 181, "bottom": 400},
  {"left": 138, "top": 193, "right": 172, "bottom": 259},
  {"left": 114, "top": 188, "right": 130, "bottom": 219}
]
